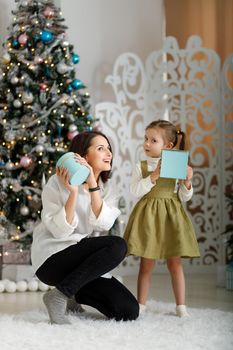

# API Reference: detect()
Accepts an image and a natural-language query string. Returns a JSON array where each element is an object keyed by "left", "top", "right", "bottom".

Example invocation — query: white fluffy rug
[{"left": 0, "top": 300, "right": 232, "bottom": 350}]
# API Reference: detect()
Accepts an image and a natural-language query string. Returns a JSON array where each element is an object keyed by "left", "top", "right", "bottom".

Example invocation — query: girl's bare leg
[{"left": 137, "top": 257, "right": 155, "bottom": 305}]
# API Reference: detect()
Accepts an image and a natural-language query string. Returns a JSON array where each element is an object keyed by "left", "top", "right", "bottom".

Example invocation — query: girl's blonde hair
[{"left": 146, "top": 120, "right": 186, "bottom": 150}]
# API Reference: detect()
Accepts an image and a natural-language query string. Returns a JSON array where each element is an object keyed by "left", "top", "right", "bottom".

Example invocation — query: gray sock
[
  {"left": 43, "top": 288, "right": 71, "bottom": 325},
  {"left": 66, "top": 297, "right": 85, "bottom": 314}
]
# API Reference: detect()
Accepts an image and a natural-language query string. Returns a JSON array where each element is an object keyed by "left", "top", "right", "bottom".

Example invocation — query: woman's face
[{"left": 85, "top": 135, "right": 112, "bottom": 174}]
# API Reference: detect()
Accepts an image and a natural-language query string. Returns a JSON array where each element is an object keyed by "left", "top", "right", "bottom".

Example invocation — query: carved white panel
[
  {"left": 95, "top": 36, "right": 230, "bottom": 273},
  {"left": 221, "top": 52, "right": 233, "bottom": 263}
]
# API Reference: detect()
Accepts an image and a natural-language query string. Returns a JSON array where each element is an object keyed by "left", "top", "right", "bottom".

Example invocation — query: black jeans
[{"left": 36, "top": 236, "right": 139, "bottom": 321}]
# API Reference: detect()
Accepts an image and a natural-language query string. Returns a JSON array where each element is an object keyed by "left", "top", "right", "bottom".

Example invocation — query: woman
[{"left": 31, "top": 131, "right": 139, "bottom": 324}]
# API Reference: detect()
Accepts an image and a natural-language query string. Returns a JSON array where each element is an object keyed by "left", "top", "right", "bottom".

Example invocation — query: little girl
[{"left": 124, "top": 120, "right": 200, "bottom": 317}]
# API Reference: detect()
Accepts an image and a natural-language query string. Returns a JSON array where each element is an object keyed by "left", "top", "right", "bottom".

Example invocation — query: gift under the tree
[{"left": 2, "top": 242, "right": 30, "bottom": 265}]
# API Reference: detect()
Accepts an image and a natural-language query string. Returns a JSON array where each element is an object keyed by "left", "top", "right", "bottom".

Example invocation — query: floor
[{"left": 0, "top": 273, "right": 232, "bottom": 314}]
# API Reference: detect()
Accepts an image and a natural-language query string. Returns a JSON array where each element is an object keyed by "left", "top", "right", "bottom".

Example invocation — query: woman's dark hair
[
  {"left": 146, "top": 120, "right": 186, "bottom": 150},
  {"left": 69, "top": 131, "right": 112, "bottom": 183}
]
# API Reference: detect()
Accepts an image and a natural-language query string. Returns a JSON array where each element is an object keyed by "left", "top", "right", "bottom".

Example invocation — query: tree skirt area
[{"left": 0, "top": 300, "right": 232, "bottom": 350}]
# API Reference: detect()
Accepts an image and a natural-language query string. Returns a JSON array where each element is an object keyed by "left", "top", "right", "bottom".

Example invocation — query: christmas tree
[{"left": 0, "top": 0, "right": 95, "bottom": 249}]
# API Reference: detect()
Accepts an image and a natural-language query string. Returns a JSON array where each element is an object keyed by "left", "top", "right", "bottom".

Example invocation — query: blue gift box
[
  {"left": 160, "top": 149, "right": 189, "bottom": 180},
  {"left": 56, "top": 152, "right": 90, "bottom": 185}
]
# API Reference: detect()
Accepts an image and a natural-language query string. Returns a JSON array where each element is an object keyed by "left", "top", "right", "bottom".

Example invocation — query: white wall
[
  {"left": 0, "top": 0, "right": 164, "bottom": 107},
  {"left": 60, "top": 0, "right": 164, "bottom": 105}
]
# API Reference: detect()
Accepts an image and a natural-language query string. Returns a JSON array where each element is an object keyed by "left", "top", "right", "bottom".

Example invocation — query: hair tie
[{"left": 176, "top": 129, "right": 181, "bottom": 135}]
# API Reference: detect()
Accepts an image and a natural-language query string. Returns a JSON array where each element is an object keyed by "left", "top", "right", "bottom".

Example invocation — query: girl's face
[
  {"left": 85, "top": 135, "right": 112, "bottom": 174},
  {"left": 143, "top": 127, "right": 173, "bottom": 158}
]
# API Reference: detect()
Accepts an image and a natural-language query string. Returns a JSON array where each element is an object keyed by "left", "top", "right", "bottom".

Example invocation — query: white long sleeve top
[
  {"left": 130, "top": 157, "right": 193, "bottom": 201},
  {"left": 31, "top": 174, "right": 121, "bottom": 273}
]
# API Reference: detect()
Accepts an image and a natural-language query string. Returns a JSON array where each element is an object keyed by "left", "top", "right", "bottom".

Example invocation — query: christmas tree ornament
[
  {"left": 72, "top": 54, "right": 80, "bottom": 64},
  {"left": 68, "top": 124, "right": 78, "bottom": 132},
  {"left": 39, "top": 82, "right": 48, "bottom": 90},
  {"left": 18, "top": 34, "right": 28, "bottom": 45},
  {"left": 21, "top": 1, "right": 29, "bottom": 7},
  {"left": 67, "top": 97, "right": 75, "bottom": 106},
  {"left": 12, "top": 39, "right": 19, "bottom": 47},
  {"left": 41, "top": 30, "right": 53, "bottom": 43},
  {"left": 56, "top": 62, "right": 72, "bottom": 74},
  {"left": 87, "top": 114, "right": 93, "bottom": 121},
  {"left": 67, "top": 130, "right": 78, "bottom": 140},
  {"left": 34, "top": 55, "right": 43, "bottom": 64},
  {"left": 20, "top": 155, "right": 31, "bottom": 167},
  {"left": 22, "top": 91, "right": 34, "bottom": 104},
  {"left": 34, "top": 33, "right": 40, "bottom": 41},
  {"left": 4, "top": 130, "right": 16, "bottom": 142},
  {"left": 61, "top": 40, "right": 69, "bottom": 47},
  {"left": 20, "top": 205, "right": 30, "bottom": 216},
  {"left": 71, "top": 79, "right": 84, "bottom": 90},
  {"left": 67, "top": 84, "right": 73, "bottom": 92},
  {"left": 1, "top": 52, "right": 11, "bottom": 64},
  {"left": 10, "top": 76, "right": 19, "bottom": 85},
  {"left": 13, "top": 99, "right": 22, "bottom": 108},
  {"left": 35, "top": 144, "right": 45, "bottom": 153},
  {"left": 43, "top": 7, "right": 55, "bottom": 18}
]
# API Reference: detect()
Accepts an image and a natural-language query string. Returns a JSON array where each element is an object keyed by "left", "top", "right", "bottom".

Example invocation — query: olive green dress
[{"left": 124, "top": 161, "right": 200, "bottom": 259}]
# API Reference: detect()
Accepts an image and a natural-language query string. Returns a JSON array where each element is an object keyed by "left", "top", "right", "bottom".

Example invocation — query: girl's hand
[
  {"left": 56, "top": 166, "right": 78, "bottom": 194},
  {"left": 183, "top": 165, "right": 193, "bottom": 189},
  {"left": 150, "top": 160, "right": 161, "bottom": 184},
  {"left": 74, "top": 153, "right": 97, "bottom": 188}
]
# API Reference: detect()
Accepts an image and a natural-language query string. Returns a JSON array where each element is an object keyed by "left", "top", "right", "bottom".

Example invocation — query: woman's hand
[
  {"left": 74, "top": 153, "right": 97, "bottom": 188},
  {"left": 150, "top": 160, "right": 161, "bottom": 184},
  {"left": 56, "top": 166, "right": 78, "bottom": 194}
]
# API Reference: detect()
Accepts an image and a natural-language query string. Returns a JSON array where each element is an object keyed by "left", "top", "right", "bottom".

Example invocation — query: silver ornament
[
  {"left": 5, "top": 161, "right": 14, "bottom": 170},
  {"left": 13, "top": 99, "right": 22, "bottom": 108},
  {"left": 56, "top": 62, "right": 69, "bottom": 74},
  {"left": 20, "top": 205, "right": 29, "bottom": 216},
  {"left": 61, "top": 41, "right": 69, "bottom": 47},
  {"left": 22, "top": 92, "right": 34, "bottom": 104},
  {"left": 4, "top": 130, "right": 15, "bottom": 142},
  {"left": 11, "top": 76, "right": 19, "bottom": 85},
  {"left": 21, "top": 1, "right": 29, "bottom": 7},
  {"left": 68, "top": 124, "right": 78, "bottom": 132},
  {"left": 35, "top": 144, "right": 44, "bottom": 153},
  {"left": 67, "top": 98, "right": 75, "bottom": 106}
]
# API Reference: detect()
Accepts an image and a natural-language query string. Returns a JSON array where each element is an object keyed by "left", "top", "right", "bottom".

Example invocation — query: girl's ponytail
[{"left": 177, "top": 130, "right": 186, "bottom": 150}]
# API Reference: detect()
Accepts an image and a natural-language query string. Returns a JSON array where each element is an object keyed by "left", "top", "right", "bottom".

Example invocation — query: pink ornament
[
  {"left": 20, "top": 156, "right": 31, "bottom": 168},
  {"left": 39, "top": 83, "right": 48, "bottom": 90},
  {"left": 43, "top": 7, "right": 55, "bottom": 18},
  {"left": 67, "top": 130, "right": 79, "bottom": 140},
  {"left": 18, "top": 34, "right": 28, "bottom": 45},
  {"left": 34, "top": 56, "right": 43, "bottom": 64}
]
